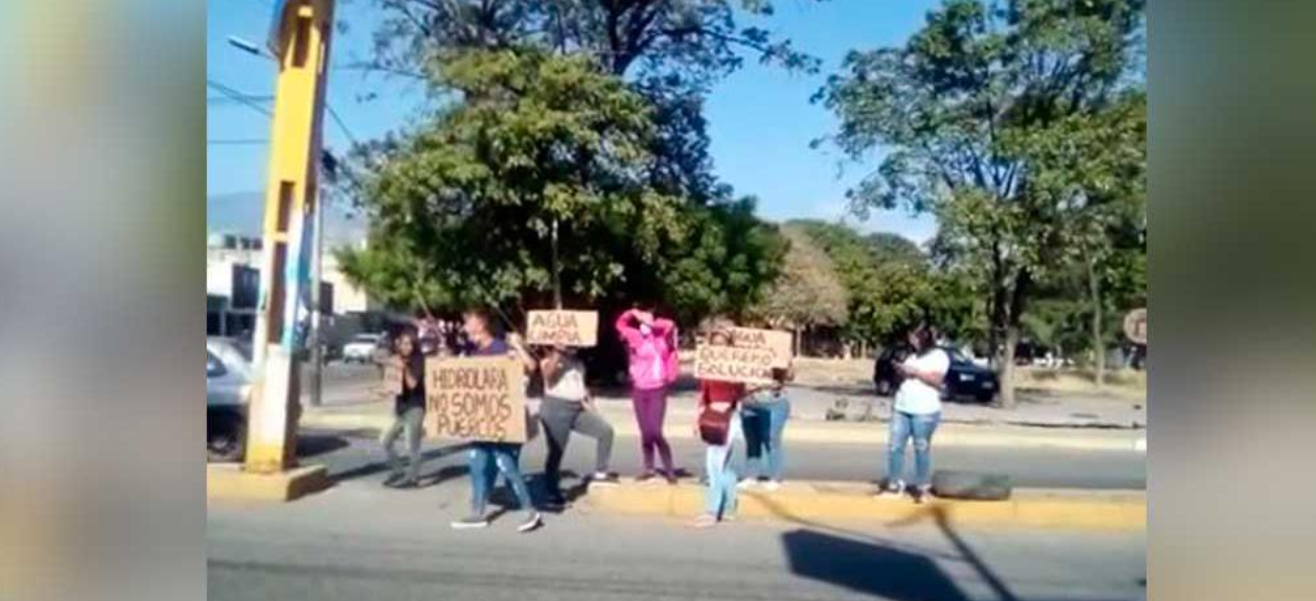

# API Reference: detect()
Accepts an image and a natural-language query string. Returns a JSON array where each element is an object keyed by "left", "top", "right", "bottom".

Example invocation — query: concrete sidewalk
[{"left": 300, "top": 395, "right": 1147, "bottom": 452}]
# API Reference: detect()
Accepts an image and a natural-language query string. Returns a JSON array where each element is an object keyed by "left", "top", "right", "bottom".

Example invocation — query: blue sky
[{"left": 207, "top": 0, "right": 939, "bottom": 243}]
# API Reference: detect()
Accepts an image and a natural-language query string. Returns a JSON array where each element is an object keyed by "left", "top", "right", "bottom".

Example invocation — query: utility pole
[{"left": 245, "top": 0, "right": 336, "bottom": 477}]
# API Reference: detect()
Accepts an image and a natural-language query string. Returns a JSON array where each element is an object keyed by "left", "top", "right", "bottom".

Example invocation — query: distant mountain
[{"left": 207, "top": 190, "right": 367, "bottom": 249}]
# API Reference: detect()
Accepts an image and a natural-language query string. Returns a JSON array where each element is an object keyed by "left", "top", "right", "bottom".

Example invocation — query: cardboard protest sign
[
  {"left": 423, "top": 356, "right": 527, "bottom": 443},
  {"left": 727, "top": 327, "right": 793, "bottom": 368},
  {"left": 526, "top": 310, "right": 598, "bottom": 347},
  {"left": 694, "top": 342, "right": 777, "bottom": 385},
  {"left": 373, "top": 362, "right": 404, "bottom": 401}
]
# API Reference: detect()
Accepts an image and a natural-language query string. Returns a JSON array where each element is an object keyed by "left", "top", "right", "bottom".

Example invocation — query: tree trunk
[
  {"left": 997, "top": 271, "right": 1031, "bottom": 409},
  {"left": 1085, "top": 251, "right": 1106, "bottom": 389},
  {"left": 793, "top": 326, "right": 801, "bottom": 357},
  {"left": 999, "top": 325, "right": 1019, "bottom": 409}
]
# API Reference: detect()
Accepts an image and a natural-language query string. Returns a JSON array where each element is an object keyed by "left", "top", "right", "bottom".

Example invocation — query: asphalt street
[{"left": 208, "top": 479, "right": 1147, "bottom": 601}]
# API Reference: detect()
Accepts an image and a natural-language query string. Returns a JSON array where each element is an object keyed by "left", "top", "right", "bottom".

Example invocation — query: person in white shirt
[
  {"left": 879, "top": 324, "right": 949, "bottom": 504},
  {"left": 537, "top": 345, "right": 619, "bottom": 509}
]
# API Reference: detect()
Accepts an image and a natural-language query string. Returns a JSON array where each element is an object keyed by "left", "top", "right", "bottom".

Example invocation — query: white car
[
  {"left": 207, "top": 337, "right": 253, "bottom": 461},
  {"left": 342, "top": 333, "right": 385, "bottom": 363}
]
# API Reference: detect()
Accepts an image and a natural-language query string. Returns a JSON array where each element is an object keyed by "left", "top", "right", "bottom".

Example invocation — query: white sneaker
[
  {"left": 736, "top": 479, "right": 757, "bottom": 490},
  {"left": 762, "top": 480, "right": 781, "bottom": 492}
]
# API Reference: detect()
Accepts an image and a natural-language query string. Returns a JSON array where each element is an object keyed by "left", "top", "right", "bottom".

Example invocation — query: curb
[
  {"left": 207, "top": 464, "right": 331, "bottom": 503},
  {"left": 581, "top": 480, "right": 1146, "bottom": 532},
  {"left": 300, "top": 410, "right": 1146, "bottom": 452}
]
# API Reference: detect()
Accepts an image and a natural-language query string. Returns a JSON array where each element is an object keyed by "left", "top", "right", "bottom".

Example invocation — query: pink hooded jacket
[{"left": 615, "top": 309, "right": 679, "bottom": 390}]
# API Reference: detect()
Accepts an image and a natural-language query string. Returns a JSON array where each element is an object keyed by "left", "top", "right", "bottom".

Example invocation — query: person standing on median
[
  {"left": 739, "top": 365, "right": 793, "bottom": 492},
  {"left": 878, "top": 323, "right": 949, "bottom": 504},
  {"left": 691, "top": 327, "right": 747, "bottom": 528},
  {"left": 449, "top": 309, "right": 544, "bottom": 533},
  {"left": 537, "top": 344, "right": 620, "bottom": 509},
  {"left": 381, "top": 329, "right": 426, "bottom": 489},
  {"left": 615, "top": 306, "right": 680, "bottom": 484}
]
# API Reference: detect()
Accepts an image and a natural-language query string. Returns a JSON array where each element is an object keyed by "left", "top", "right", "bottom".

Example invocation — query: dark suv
[{"left": 873, "top": 345, "right": 998, "bottom": 403}]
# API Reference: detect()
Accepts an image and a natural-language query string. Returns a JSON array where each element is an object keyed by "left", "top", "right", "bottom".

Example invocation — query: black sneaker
[
  {"left": 450, "top": 515, "right": 489, "bottom": 530},
  {"left": 394, "top": 478, "right": 420, "bottom": 489},
  {"left": 635, "top": 471, "right": 657, "bottom": 483},
  {"left": 664, "top": 471, "right": 679, "bottom": 485},
  {"left": 589, "top": 472, "right": 621, "bottom": 487},
  {"left": 518, "top": 512, "right": 544, "bottom": 533},
  {"left": 544, "top": 493, "right": 568, "bottom": 510},
  {"left": 912, "top": 486, "right": 933, "bottom": 505},
  {"left": 382, "top": 473, "right": 403, "bottom": 488}
]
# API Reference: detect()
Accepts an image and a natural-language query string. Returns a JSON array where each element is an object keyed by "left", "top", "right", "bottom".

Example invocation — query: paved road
[
  {"left": 208, "top": 480, "right": 1147, "bottom": 601},
  {"left": 289, "top": 426, "right": 1146, "bottom": 491}
]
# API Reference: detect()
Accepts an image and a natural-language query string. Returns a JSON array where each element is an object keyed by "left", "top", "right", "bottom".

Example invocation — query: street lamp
[{"left": 227, "top": 33, "right": 327, "bottom": 409}]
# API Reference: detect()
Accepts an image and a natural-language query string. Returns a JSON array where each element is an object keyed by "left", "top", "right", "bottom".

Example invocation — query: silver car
[{"left": 207, "top": 337, "right": 253, "bottom": 461}]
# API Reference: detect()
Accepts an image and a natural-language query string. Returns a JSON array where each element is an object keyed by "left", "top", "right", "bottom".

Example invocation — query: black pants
[{"left": 539, "top": 398, "right": 614, "bottom": 494}]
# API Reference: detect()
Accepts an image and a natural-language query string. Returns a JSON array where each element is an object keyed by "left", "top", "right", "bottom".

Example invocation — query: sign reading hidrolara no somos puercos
[
  {"left": 526, "top": 310, "right": 599, "bottom": 347},
  {"left": 424, "top": 356, "right": 527, "bottom": 443}
]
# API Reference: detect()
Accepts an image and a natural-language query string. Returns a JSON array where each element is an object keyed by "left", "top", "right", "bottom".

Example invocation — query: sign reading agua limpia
[
  {"left": 526, "top": 310, "right": 599, "bottom": 347},
  {"left": 424, "top": 356, "right": 527, "bottom": 443}
]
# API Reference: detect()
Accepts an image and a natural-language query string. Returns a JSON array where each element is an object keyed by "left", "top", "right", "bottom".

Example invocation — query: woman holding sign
[
  {"left": 381, "top": 329, "right": 425, "bottom": 488},
  {"left": 739, "top": 365, "right": 793, "bottom": 491},
  {"left": 878, "top": 324, "right": 949, "bottom": 504},
  {"left": 615, "top": 307, "right": 680, "bottom": 484},
  {"left": 691, "top": 328, "right": 747, "bottom": 528},
  {"left": 537, "top": 345, "right": 619, "bottom": 509},
  {"left": 450, "top": 309, "right": 544, "bottom": 533}
]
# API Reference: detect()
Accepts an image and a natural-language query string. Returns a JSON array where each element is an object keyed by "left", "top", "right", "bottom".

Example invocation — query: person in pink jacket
[{"left": 615, "top": 306, "right": 680, "bottom": 483}]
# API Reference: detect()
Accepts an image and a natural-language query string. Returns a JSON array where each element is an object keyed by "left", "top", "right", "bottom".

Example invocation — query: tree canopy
[
  {"left": 748, "top": 225, "right": 849, "bottom": 331},
  {"left": 337, "top": 48, "right": 784, "bottom": 323},
  {"left": 816, "top": 0, "right": 1145, "bottom": 403}
]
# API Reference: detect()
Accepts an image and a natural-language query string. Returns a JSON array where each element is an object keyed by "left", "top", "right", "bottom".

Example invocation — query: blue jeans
[
  {"left": 468, "top": 442, "right": 534, "bottom": 516},
  {"left": 705, "top": 413, "right": 743, "bottom": 518},
  {"left": 742, "top": 399, "right": 790, "bottom": 481},
  {"left": 886, "top": 411, "right": 941, "bottom": 488}
]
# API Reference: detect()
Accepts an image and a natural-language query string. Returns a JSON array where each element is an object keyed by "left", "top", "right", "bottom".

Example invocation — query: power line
[
  {"left": 208, "top": 94, "right": 273, "bottom": 104},
  {"left": 326, "top": 104, "right": 359, "bottom": 146},
  {"left": 206, "top": 79, "right": 272, "bottom": 117}
]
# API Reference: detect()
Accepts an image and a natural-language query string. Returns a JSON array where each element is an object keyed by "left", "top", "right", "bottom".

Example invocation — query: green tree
[
  {"left": 338, "top": 49, "right": 688, "bottom": 312},
  {"left": 817, "top": 0, "right": 1145, "bottom": 406},
  {"left": 748, "top": 225, "right": 849, "bottom": 353},
  {"left": 787, "top": 219, "right": 959, "bottom": 355},
  {"left": 338, "top": 49, "right": 784, "bottom": 323}
]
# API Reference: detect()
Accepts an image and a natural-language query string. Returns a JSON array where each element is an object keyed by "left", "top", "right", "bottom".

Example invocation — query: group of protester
[{"left": 379, "top": 306, "right": 949, "bottom": 533}]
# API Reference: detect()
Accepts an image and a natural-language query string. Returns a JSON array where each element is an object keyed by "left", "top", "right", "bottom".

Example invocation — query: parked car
[
  {"left": 342, "top": 333, "right": 385, "bottom": 363},
  {"left": 207, "top": 337, "right": 253, "bottom": 462},
  {"left": 873, "top": 345, "right": 999, "bottom": 403}
]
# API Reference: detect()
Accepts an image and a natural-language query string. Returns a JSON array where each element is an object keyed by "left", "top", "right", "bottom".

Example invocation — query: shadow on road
[
  {"left": 783, "top": 529, "right": 971, "bottom": 601},
  {"left": 296, "top": 433, "right": 352, "bottom": 458},
  {"left": 327, "top": 443, "right": 472, "bottom": 484}
]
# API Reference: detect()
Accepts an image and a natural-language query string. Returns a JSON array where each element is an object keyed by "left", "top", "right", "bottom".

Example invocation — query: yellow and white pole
[{"left": 246, "top": 0, "right": 336, "bottom": 474}]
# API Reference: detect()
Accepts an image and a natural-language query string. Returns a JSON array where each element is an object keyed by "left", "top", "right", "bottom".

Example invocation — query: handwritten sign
[
  {"left": 727, "top": 327, "right": 793, "bottom": 368},
  {"left": 695, "top": 342, "right": 777, "bottom": 385},
  {"left": 423, "top": 356, "right": 527, "bottom": 443},
  {"left": 373, "top": 362, "right": 403, "bottom": 401},
  {"left": 526, "top": 310, "right": 598, "bottom": 347}
]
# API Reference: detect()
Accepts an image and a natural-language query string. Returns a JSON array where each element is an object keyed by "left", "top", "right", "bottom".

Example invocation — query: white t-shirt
[
  {"left": 893, "top": 348, "right": 950, "bottom": 415},
  {"left": 545, "top": 357, "right": 588, "bottom": 402}
]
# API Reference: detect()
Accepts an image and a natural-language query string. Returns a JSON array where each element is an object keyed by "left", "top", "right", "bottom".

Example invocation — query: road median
[
  {"left": 300, "top": 404, "right": 1146, "bottom": 452},
  {"left": 581, "top": 480, "right": 1145, "bottom": 532}
]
